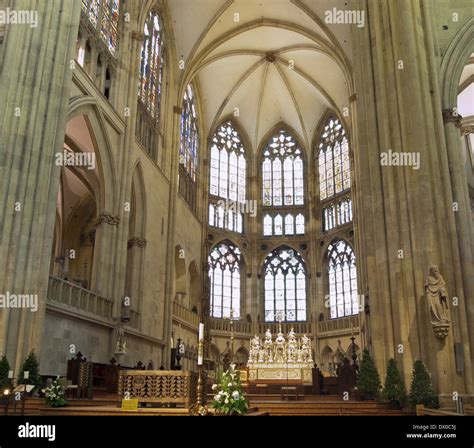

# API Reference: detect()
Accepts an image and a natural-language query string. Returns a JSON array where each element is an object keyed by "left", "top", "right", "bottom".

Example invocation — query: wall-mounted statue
[{"left": 424, "top": 265, "right": 450, "bottom": 339}]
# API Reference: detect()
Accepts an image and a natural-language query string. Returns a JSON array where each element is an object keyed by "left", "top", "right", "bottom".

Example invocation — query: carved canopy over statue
[{"left": 248, "top": 328, "right": 313, "bottom": 366}]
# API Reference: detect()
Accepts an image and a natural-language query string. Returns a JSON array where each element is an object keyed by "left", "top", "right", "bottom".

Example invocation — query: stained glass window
[
  {"left": 82, "top": 0, "right": 120, "bottom": 55},
  {"left": 180, "top": 84, "right": 199, "bottom": 181},
  {"left": 318, "top": 117, "right": 350, "bottom": 201},
  {"left": 263, "top": 247, "right": 307, "bottom": 322},
  {"left": 209, "top": 242, "right": 241, "bottom": 319},
  {"left": 262, "top": 129, "right": 305, "bottom": 236},
  {"left": 208, "top": 122, "right": 246, "bottom": 233},
  {"left": 139, "top": 11, "right": 164, "bottom": 122},
  {"left": 327, "top": 240, "right": 358, "bottom": 319},
  {"left": 262, "top": 129, "right": 304, "bottom": 206}
]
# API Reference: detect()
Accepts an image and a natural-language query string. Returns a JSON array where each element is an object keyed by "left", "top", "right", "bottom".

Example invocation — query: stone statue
[
  {"left": 287, "top": 328, "right": 297, "bottom": 362},
  {"left": 249, "top": 335, "right": 260, "bottom": 364},
  {"left": 301, "top": 334, "right": 312, "bottom": 363},
  {"left": 274, "top": 331, "right": 286, "bottom": 363},
  {"left": 424, "top": 265, "right": 450, "bottom": 338},
  {"left": 263, "top": 329, "right": 273, "bottom": 363}
]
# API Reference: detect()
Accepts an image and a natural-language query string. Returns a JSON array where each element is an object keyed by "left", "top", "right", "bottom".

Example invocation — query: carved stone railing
[
  {"left": 317, "top": 315, "right": 360, "bottom": 336},
  {"left": 118, "top": 370, "right": 197, "bottom": 408},
  {"left": 210, "top": 318, "right": 252, "bottom": 334},
  {"left": 258, "top": 322, "right": 312, "bottom": 336},
  {"left": 47, "top": 276, "right": 114, "bottom": 320},
  {"left": 172, "top": 302, "right": 199, "bottom": 328}
]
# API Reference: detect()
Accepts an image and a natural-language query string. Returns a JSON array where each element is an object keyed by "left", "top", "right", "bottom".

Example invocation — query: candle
[
  {"left": 8, "top": 370, "right": 13, "bottom": 379},
  {"left": 23, "top": 371, "right": 30, "bottom": 380},
  {"left": 198, "top": 323, "right": 204, "bottom": 366}
]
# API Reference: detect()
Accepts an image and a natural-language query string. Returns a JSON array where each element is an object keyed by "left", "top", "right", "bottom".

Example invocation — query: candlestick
[{"left": 198, "top": 323, "right": 204, "bottom": 366}]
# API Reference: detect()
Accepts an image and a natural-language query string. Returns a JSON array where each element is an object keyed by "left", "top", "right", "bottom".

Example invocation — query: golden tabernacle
[{"left": 247, "top": 327, "right": 313, "bottom": 384}]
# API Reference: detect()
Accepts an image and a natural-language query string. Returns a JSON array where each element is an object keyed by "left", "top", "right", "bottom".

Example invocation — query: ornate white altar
[{"left": 247, "top": 326, "right": 313, "bottom": 384}]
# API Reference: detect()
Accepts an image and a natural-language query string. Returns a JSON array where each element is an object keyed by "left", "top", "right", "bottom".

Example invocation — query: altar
[{"left": 247, "top": 327, "right": 313, "bottom": 385}]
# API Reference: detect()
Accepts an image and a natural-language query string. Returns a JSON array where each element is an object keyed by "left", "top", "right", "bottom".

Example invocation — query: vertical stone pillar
[
  {"left": 351, "top": 0, "right": 472, "bottom": 399},
  {"left": 0, "top": 0, "right": 81, "bottom": 373}
]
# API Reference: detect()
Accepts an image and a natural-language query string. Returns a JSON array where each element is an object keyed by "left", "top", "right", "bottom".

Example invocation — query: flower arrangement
[
  {"left": 212, "top": 364, "right": 248, "bottom": 416},
  {"left": 44, "top": 377, "right": 67, "bottom": 408}
]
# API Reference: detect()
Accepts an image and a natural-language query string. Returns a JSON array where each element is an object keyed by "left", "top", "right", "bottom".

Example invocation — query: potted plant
[
  {"left": 409, "top": 359, "right": 439, "bottom": 409},
  {"left": 382, "top": 358, "right": 406, "bottom": 409},
  {"left": 357, "top": 349, "right": 381, "bottom": 400},
  {"left": 0, "top": 356, "right": 12, "bottom": 393},
  {"left": 212, "top": 364, "right": 248, "bottom": 416},
  {"left": 19, "top": 350, "right": 42, "bottom": 393},
  {"left": 44, "top": 377, "right": 67, "bottom": 408}
]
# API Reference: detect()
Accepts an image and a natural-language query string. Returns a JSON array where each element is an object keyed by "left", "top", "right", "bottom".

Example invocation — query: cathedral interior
[{"left": 0, "top": 0, "right": 473, "bottom": 419}]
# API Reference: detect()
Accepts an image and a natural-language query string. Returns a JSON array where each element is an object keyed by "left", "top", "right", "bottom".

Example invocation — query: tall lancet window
[
  {"left": 261, "top": 129, "right": 305, "bottom": 236},
  {"left": 139, "top": 11, "right": 164, "bottom": 122},
  {"left": 208, "top": 242, "right": 241, "bottom": 319},
  {"left": 317, "top": 116, "right": 353, "bottom": 232},
  {"left": 327, "top": 240, "right": 358, "bottom": 319},
  {"left": 82, "top": 0, "right": 121, "bottom": 55},
  {"left": 179, "top": 84, "right": 200, "bottom": 211},
  {"left": 209, "top": 121, "right": 246, "bottom": 234},
  {"left": 263, "top": 247, "right": 307, "bottom": 322}
]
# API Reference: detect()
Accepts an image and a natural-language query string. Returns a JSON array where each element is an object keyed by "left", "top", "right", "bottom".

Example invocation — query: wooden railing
[
  {"left": 47, "top": 276, "right": 114, "bottom": 320},
  {"left": 172, "top": 302, "right": 199, "bottom": 328},
  {"left": 118, "top": 370, "right": 197, "bottom": 408},
  {"left": 317, "top": 315, "right": 360, "bottom": 335},
  {"left": 210, "top": 318, "right": 252, "bottom": 334}
]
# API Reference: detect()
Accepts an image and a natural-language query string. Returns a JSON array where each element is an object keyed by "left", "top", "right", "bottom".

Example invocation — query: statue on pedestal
[
  {"left": 301, "top": 334, "right": 312, "bottom": 363},
  {"left": 287, "top": 328, "right": 298, "bottom": 362},
  {"left": 249, "top": 335, "right": 260, "bottom": 364},
  {"left": 424, "top": 265, "right": 450, "bottom": 339},
  {"left": 264, "top": 329, "right": 273, "bottom": 363},
  {"left": 274, "top": 331, "right": 286, "bottom": 363}
]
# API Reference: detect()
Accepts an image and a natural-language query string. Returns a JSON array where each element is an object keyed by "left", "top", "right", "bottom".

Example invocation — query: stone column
[
  {"left": 0, "top": 0, "right": 81, "bottom": 373},
  {"left": 351, "top": 0, "right": 472, "bottom": 399}
]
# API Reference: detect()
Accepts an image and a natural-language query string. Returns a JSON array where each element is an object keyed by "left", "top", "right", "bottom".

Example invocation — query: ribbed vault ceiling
[{"left": 168, "top": 0, "right": 354, "bottom": 151}]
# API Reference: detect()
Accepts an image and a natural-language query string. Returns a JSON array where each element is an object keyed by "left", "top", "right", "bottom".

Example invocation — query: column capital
[
  {"left": 461, "top": 125, "right": 474, "bottom": 136},
  {"left": 442, "top": 108, "right": 462, "bottom": 128},
  {"left": 95, "top": 212, "right": 121, "bottom": 227},
  {"left": 128, "top": 237, "right": 148, "bottom": 248}
]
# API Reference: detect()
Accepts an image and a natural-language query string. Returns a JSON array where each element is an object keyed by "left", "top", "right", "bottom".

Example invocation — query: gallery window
[
  {"left": 263, "top": 247, "right": 307, "bottom": 322},
  {"left": 208, "top": 242, "right": 241, "bottom": 319},
  {"left": 327, "top": 240, "right": 358, "bottom": 319}
]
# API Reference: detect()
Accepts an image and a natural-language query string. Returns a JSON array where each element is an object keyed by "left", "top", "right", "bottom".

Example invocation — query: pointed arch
[
  {"left": 262, "top": 245, "right": 307, "bottom": 323},
  {"left": 208, "top": 240, "right": 242, "bottom": 319},
  {"left": 440, "top": 18, "right": 474, "bottom": 108},
  {"left": 67, "top": 100, "right": 118, "bottom": 213},
  {"left": 326, "top": 239, "right": 358, "bottom": 319},
  {"left": 208, "top": 119, "right": 248, "bottom": 234}
]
